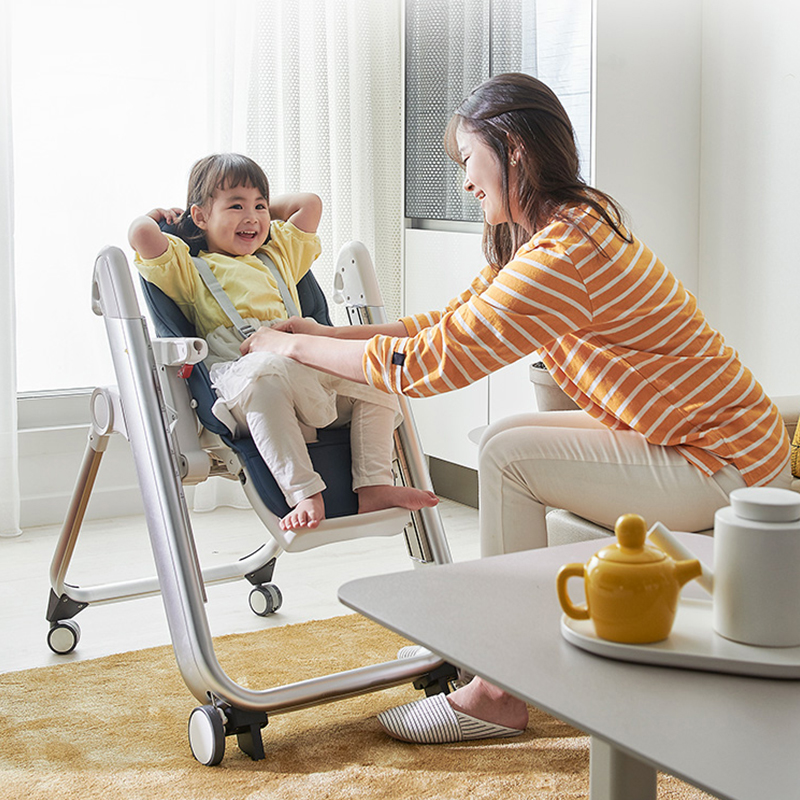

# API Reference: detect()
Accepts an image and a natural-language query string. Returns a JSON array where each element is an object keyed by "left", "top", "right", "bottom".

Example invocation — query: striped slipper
[
  {"left": 397, "top": 645, "right": 432, "bottom": 659},
  {"left": 377, "top": 692, "right": 524, "bottom": 744},
  {"left": 397, "top": 645, "right": 474, "bottom": 688}
]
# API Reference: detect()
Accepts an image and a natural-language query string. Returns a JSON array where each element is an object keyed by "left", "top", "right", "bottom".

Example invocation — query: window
[
  {"left": 12, "top": 1, "right": 214, "bottom": 393},
  {"left": 404, "top": 0, "right": 593, "bottom": 223}
]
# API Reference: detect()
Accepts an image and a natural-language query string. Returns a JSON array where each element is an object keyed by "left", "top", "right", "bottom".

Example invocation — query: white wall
[
  {"left": 594, "top": 0, "right": 703, "bottom": 292},
  {"left": 698, "top": 0, "right": 800, "bottom": 397}
]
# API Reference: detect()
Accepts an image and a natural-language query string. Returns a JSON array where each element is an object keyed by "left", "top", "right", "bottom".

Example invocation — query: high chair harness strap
[
  {"left": 254, "top": 253, "right": 301, "bottom": 319},
  {"left": 191, "top": 253, "right": 300, "bottom": 342}
]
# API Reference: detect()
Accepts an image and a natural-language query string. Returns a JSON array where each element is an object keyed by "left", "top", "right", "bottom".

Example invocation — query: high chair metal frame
[{"left": 46, "top": 241, "right": 455, "bottom": 765}]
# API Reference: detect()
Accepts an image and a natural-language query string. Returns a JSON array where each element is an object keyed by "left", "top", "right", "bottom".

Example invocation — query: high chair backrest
[
  {"left": 140, "top": 270, "right": 332, "bottom": 436},
  {"left": 143, "top": 218, "right": 332, "bottom": 426}
]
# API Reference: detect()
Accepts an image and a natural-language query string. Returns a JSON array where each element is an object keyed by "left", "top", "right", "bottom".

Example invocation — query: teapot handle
[{"left": 557, "top": 563, "right": 590, "bottom": 620}]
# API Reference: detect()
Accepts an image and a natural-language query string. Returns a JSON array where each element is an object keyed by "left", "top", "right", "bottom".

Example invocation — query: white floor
[{"left": 0, "top": 499, "right": 479, "bottom": 675}]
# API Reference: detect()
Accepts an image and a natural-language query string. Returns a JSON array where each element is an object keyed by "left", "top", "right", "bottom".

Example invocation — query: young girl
[{"left": 128, "top": 153, "right": 437, "bottom": 531}]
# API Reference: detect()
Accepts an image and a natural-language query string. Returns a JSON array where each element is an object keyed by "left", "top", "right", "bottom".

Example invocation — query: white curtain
[
  {"left": 194, "top": 0, "right": 403, "bottom": 512},
  {"left": 247, "top": 0, "right": 404, "bottom": 324},
  {"left": 0, "top": 0, "right": 21, "bottom": 538}
]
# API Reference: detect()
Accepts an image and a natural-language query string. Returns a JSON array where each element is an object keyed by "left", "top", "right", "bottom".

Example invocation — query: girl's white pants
[
  {"left": 478, "top": 410, "right": 792, "bottom": 557},
  {"left": 231, "top": 378, "right": 397, "bottom": 507}
]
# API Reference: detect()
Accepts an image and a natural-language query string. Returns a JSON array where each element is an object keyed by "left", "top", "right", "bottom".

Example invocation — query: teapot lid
[{"left": 596, "top": 514, "right": 666, "bottom": 564}]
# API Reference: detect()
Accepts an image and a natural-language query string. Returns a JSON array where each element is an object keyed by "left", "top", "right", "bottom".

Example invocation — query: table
[{"left": 338, "top": 534, "right": 800, "bottom": 800}]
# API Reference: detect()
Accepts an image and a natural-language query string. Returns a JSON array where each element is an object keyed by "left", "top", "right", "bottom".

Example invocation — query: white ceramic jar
[{"left": 713, "top": 487, "right": 800, "bottom": 647}]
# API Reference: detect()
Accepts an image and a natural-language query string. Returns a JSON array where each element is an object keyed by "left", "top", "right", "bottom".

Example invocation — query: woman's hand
[
  {"left": 271, "top": 316, "right": 327, "bottom": 336},
  {"left": 240, "top": 326, "right": 293, "bottom": 357},
  {"left": 240, "top": 325, "right": 369, "bottom": 384}
]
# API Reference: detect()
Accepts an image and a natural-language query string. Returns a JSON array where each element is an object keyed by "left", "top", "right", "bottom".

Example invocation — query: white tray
[{"left": 561, "top": 598, "right": 800, "bottom": 679}]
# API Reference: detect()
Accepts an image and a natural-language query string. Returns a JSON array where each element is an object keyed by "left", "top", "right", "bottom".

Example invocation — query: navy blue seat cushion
[{"left": 140, "top": 271, "right": 358, "bottom": 519}]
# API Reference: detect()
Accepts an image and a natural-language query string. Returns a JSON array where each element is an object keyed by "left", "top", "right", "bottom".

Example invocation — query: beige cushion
[{"left": 546, "top": 509, "right": 714, "bottom": 546}]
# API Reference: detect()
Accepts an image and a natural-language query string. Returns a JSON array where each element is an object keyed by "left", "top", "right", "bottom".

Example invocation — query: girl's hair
[
  {"left": 444, "top": 72, "right": 631, "bottom": 269},
  {"left": 174, "top": 153, "right": 271, "bottom": 253}
]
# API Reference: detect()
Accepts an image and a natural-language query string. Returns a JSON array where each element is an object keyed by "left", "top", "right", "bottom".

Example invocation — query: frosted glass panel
[
  {"left": 405, "top": 0, "right": 489, "bottom": 222},
  {"left": 405, "top": 0, "right": 592, "bottom": 222}
]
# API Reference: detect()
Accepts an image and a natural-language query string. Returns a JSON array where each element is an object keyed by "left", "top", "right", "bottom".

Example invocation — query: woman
[{"left": 241, "top": 73, "right": 790, "bottom": 743}]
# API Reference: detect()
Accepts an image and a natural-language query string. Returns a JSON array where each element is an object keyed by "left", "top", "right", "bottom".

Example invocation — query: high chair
[{"left": 46, "top": 240, "right": 456, "bottom": 765}]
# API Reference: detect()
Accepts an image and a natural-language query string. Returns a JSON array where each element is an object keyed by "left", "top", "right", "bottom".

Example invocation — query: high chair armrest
[
  {"left": 152, "top": 337, "right": 208, "bottom": 367},
  {"left": 151, "top": 337, "right": 213, "bottom": 484},
  {"left": 333, "top": 240, "right": 383, "bottom": 308}
]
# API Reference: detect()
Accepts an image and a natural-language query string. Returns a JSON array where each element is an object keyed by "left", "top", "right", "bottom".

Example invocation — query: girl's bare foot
[
  {"left": 447, "top": 676, "right": 528, "bottom": 730},
  {"left": 356, "top": 485, "right": 439, "bottom": 514},
  {"left": 280, "top": 493, "right": 325, "bottom": 530}
]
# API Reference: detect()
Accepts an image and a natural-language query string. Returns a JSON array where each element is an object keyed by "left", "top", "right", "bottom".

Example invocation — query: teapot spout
[{"left": 675, "top": 558, "right": 702, "bottom": 587}]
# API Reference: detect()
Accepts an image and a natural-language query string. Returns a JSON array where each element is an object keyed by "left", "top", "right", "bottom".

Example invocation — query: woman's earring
[{"left": 510, "top": 156, "right": 518, "bottom": 167}]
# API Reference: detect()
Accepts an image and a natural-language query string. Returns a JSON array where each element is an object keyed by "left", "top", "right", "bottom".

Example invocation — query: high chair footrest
[{"left": 273, "top": 507, "right": 412, "bottom": 553}]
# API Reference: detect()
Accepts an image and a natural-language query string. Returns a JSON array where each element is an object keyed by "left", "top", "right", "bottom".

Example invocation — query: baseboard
[
  {"left": 428, "top": 457, "right": 477, "bottom": 508},
  {"left": 18, "top": 392, "right": 147, "bottom": 530},
  {"left": 20, "top": 485, "right": 146, "bottom": 531}
]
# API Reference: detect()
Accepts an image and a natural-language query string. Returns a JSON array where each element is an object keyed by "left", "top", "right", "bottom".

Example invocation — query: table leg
[{"left": 590, "top": 736, "right": 657, "bottom": 800}]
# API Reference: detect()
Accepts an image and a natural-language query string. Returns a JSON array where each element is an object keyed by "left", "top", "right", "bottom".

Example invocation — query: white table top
[{"left": 339, "top": 533, "right": 800, "bottom": 800}]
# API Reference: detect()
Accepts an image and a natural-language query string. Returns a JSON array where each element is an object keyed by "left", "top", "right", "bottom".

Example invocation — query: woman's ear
[
  {"left": 507, "top": 135, "right": 524, "bottom": 166},
  {"left": 190, "top": 204, "right": 208, "bottom": 230}
]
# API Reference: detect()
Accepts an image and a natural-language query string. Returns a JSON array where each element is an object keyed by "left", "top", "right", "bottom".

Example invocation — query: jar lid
[
  {"left": 730, "top": 487, "right": 800, "bottom": 523},
  {"left": 596, "top": 513, "right": 666, "bottom": 564}
]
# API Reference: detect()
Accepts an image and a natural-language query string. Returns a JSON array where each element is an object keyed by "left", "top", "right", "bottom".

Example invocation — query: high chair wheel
[
  {"left": 47, "top": 620, "right": 81, "bottom": 655},
  {"left": 248, "top": 584, "right": 282, "bottom": 616},
  {"left": 188, "top": 705, "right": 226, "bottom": 766}
]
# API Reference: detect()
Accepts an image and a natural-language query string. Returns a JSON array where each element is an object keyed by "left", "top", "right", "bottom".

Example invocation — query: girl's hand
[
  {"left": 146, "top": 207, "right": 184, "bottom": 226},
  {"left": 271, "top": 316, "right": 327, "bottom": 336},
  {"left": 129, "top": 211, "right": 178, "bottom": 259}
]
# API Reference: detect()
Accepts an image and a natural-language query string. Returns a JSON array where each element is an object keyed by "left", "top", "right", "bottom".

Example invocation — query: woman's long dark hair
[
  {"left": 444, "top": 73, "right": 631, "bottom": 269},
  {"left": 174, "top": 153, "right": 271, "bottom": 253}
]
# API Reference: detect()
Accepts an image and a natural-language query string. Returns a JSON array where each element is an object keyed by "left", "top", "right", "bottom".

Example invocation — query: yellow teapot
[{"left": 556, "top": 514, "right": 702, "bottom": 644}]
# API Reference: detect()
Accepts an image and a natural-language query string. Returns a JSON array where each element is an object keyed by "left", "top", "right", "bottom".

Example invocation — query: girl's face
[
  {"left": 456, "top": 124, "right": 521, "bottom": 227},
  {"left": 192, "top": 183, "right": 271, "bottom": 257}
]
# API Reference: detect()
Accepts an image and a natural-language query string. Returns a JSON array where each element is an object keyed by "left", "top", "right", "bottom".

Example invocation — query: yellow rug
[{"left": 0, "top": 614, "right": 717, "bottom": 799}]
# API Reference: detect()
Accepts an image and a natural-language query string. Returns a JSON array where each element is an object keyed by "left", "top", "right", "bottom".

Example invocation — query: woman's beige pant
[{"left": 478, "top": 410, "right": 792, "bottom": 557}]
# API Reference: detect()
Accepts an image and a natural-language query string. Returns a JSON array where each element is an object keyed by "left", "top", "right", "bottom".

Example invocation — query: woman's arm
[
  {"left": 241, "top": 326, "right": 369, "bottom": 384},
  {"left": 269, "top": 192, "right": 323, "bottom": 234},
  {"left": 128, "top": 207, "right": 183, "bottom": 259},
  {"left": 271, "top": 316, "right": 408, "bottom": 339}
]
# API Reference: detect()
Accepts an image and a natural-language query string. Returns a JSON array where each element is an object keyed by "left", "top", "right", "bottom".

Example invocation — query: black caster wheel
[
  {"left": 47, "top": 619, "right": 81, "bottom": 655},
  {"left": 188, "top": 705, "right": 227, "bottom": 766},
  {"left": 248, "top": 583, "right": 282, "bottom": 616}
]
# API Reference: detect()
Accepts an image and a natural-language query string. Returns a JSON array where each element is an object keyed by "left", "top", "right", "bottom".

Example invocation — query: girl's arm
[
  {"left": 128, "top": 207, "right": 183, "bottom": 259},
  {"left": 272, "top": 316, "right": 408, "bottom": 339},
  {"left": 269, "top": 192, "right": 323, "bottom": 234},
  {"left": 241, "top": 326, "right": 369, "bottom": 384}
]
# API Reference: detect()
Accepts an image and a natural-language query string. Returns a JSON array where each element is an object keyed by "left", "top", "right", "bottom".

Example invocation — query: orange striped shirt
[{"left": 364, "top": 207, "right": 789, "bottom": 486}]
